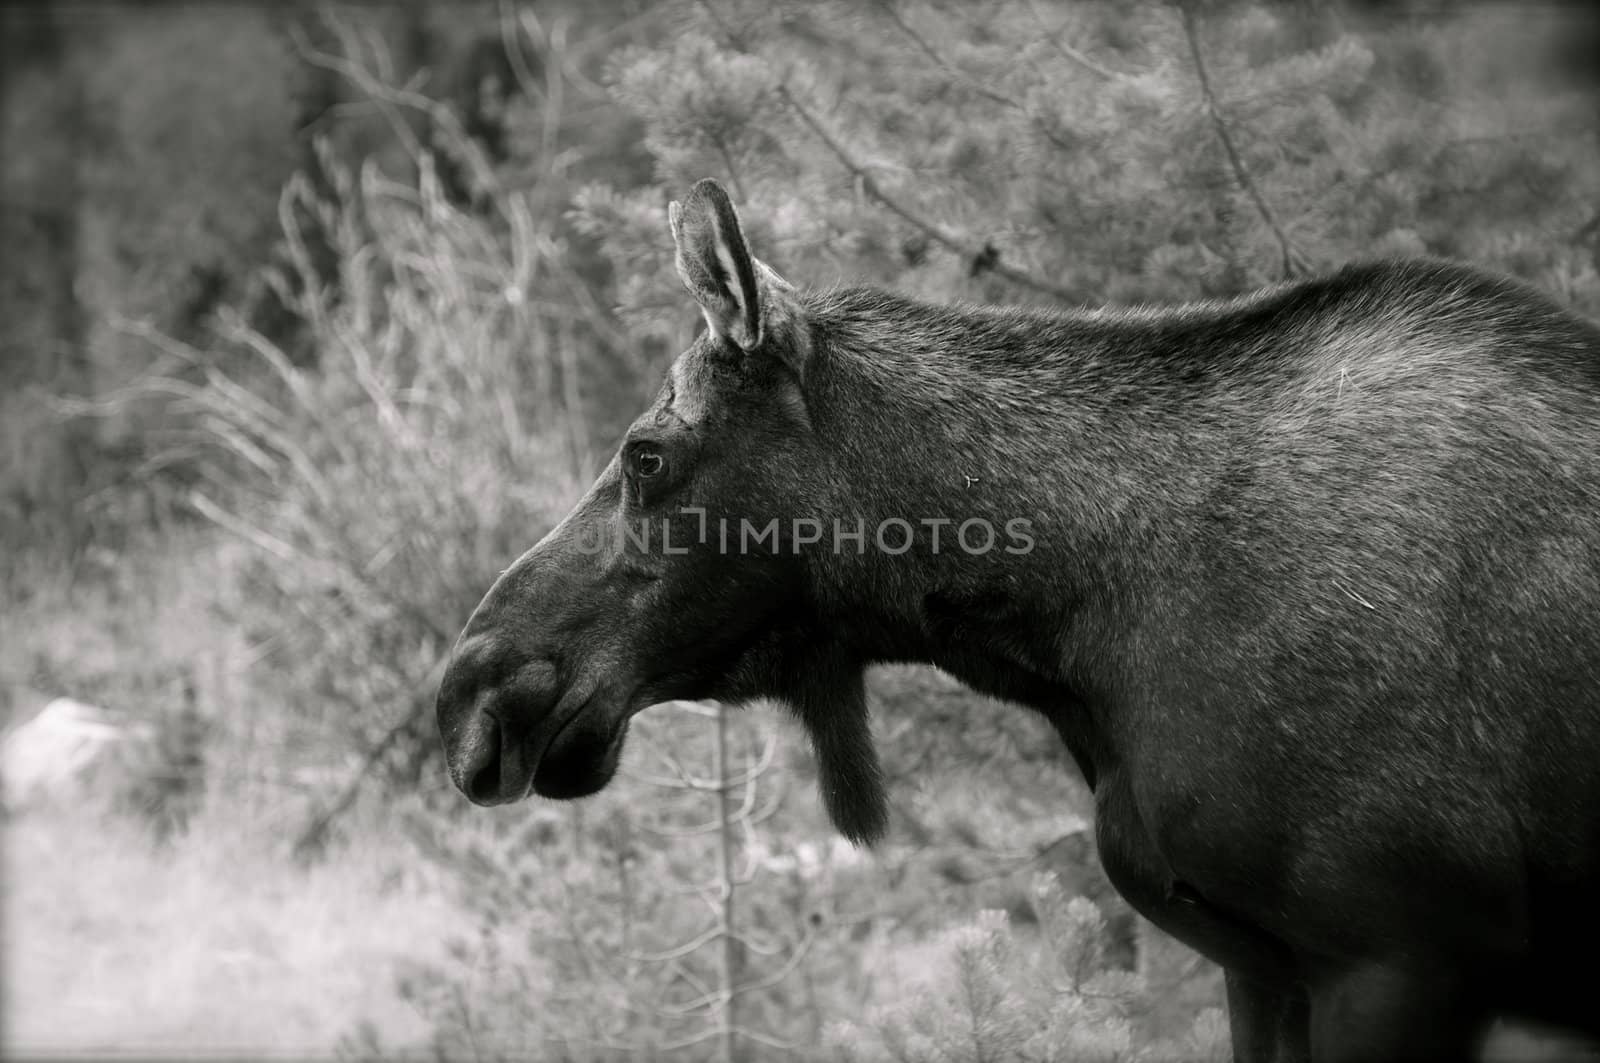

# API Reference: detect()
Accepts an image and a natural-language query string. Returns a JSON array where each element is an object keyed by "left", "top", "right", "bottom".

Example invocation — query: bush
[
  {"left": 829, "top": 894, "right": 1230, "bottom": 1063},
  {"left": 107, "top": 145, "right": 602, "bottom": 814}
]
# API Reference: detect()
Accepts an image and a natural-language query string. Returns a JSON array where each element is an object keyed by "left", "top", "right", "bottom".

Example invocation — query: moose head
[{"left": 434, "top": 179, "right": 967, "bottom": 844}]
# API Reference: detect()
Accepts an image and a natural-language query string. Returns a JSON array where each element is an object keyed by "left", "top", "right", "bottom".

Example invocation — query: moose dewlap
[{"left": 435, "top": 178, "right": 1600, "bottom": 1062}]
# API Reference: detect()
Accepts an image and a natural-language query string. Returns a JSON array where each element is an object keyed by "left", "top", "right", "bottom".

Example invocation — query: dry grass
[
  {"left": 2, "top": 800, "right": 472, "bottom": 1058},
  {"left": 0, "top": 526, "right": 472, "bottom": 1059}
]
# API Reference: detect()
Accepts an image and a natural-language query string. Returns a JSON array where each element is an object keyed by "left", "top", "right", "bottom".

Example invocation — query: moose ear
[{"left": 669, "top": 179, "right": 792, "bottom": 354}]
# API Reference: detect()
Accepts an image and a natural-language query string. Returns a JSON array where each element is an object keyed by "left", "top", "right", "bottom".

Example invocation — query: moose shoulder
[{"left": 436, "top": 178, "right": 1600, "bottom": 1061}]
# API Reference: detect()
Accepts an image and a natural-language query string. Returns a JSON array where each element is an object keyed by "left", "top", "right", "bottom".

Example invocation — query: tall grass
[{"left": 79, "top": 125, "right": 612, "bottom": 828}]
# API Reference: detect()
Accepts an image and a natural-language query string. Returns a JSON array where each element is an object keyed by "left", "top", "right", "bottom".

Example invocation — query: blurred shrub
[
  {"left": 575, "top": 0, "right": 1599, "bottom": 314},
  {"left": 104, "top": 119, "right": 606, "bottom": 801},
  {"left": 115, "top": 669, "right": 209, "bottom": 840},
  {"left": 0, "top": 528, "right": 240, "bottom": 840},
  {"left": 0, "top": 4, "right": 307, "bottom": 557},
  {"left": 829, "top": 888, "right": 1228, "bottom": 1063}
]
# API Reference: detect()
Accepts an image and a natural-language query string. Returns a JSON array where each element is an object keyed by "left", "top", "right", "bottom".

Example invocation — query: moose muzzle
[{"left": 436, "top": 633, "right": 563, "bottom": 805}]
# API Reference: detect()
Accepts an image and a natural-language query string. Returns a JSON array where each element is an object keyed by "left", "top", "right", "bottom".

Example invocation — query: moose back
[{"left": 435, "top": 179, "right": 1600, "bottom": 1061}]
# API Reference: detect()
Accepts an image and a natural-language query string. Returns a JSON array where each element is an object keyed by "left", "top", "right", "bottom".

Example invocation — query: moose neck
[{"left": 801, "top": 285, "right": 1251, "bottom": 724}]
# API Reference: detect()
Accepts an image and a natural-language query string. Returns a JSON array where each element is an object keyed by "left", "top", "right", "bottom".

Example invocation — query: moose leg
[
  {"left": 1226, "top": 968, "right": 1310, "bottom": 1063},
  {"left": 1307, "top": 964, "right": 1489, "bottom": 1063}
]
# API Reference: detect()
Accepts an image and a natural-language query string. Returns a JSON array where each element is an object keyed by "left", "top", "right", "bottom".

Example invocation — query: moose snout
[{"left": 436, "top": 638, "right": 560, "bottom": 806}]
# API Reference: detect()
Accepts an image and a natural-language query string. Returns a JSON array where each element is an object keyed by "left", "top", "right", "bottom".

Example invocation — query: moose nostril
[
  {"left": 444, "top": 694, "right": 507, "bottom": 805},
  {"left": 466, "top": 756, "right": 502, "bottom": 804}
]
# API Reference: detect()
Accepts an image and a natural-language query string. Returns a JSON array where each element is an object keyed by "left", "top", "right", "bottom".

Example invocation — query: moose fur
[{"left": 437, "top": 178, "right": 1600, "bottom": 1061}]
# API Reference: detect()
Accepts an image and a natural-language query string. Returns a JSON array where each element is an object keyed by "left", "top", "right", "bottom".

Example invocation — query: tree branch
[
  {"left": 712, "top": 701, "right": 740, "bottom": 1063},
  {"left": 875, "top": 1, "right": 1019, "bottom": 110},
  {"left": 788, "top": 86, "right": 1093, "bottom": 302},
  {"left": 290, "top": 650, "right": 450, "bottom": 861},
  {"left": 1180, "top": 4, "right": 1307, "bottom": 280},
  {"left": 1024, "top": 0, "right": 1131, "bottom": 83},
  {"left": 697, "top": 0, "right": 1094, "bottom": 306},
  {"left": 874, "top": 0, "right": 1088, "bottom": 162}
]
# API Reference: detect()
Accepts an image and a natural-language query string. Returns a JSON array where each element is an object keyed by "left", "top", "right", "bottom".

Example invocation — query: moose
[{"left": 436, "top": 179, "right": 1600, "bottom": 1061}]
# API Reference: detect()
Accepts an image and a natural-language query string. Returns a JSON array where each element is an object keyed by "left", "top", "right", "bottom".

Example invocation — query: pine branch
[
  {"left": 873, "top": 0, "right": 1087, "bottom": 161},
  {"left": 1024, "top": 0, "right": 1133, "bottom": 83},
  {"left": 875, "top": 1, "right": 1019, "bottom": 111},
  {"left": 1180, "top": 4, "right": 1308, "bottom": 280},
  {"left": 790, "top": 86, "right": 1095, "bottom": 303},
  {"left": 696, "top": 0, "right": 1095, "bottom": 306}
]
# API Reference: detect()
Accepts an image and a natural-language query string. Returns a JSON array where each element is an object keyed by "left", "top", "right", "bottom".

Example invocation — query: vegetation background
[{"left": 2, "top": 1, "right": 1598, "bottom": 1059}]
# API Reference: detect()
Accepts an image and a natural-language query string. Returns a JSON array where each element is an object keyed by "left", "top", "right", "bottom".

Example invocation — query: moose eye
[{"left": 634, "top": 449, "right": 665, "bottom": 478}]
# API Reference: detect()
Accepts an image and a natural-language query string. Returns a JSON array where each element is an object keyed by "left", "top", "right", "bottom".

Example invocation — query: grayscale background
[{"left": 2, "top": 2, "right": 1597, "bottom": 1059}]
